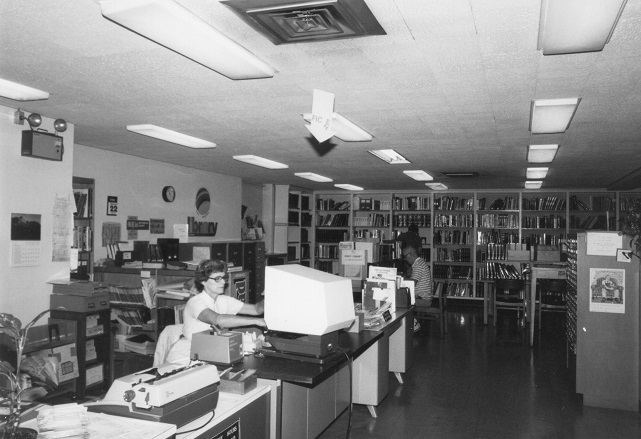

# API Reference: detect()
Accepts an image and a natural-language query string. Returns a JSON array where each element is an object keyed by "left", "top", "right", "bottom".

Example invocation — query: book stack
[{"left": 123, "top": 333, "right": 156, "bottom": 356}]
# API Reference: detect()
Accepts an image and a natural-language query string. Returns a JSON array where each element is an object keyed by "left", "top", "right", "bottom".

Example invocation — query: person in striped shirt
[{"left": 402, "top": 246, "right": 433, "bottom": 304}]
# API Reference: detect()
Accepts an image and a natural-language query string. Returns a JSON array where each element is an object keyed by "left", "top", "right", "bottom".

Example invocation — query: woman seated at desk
[{"left": 164, "top": 259, "right": 266, "bottom": 367}]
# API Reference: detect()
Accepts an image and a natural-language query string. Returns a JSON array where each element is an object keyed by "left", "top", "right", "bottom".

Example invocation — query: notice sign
[
  {"left": 127, "top": 220, "right": 150, "bottom": 230},
  {"left": 212, "top": 419, "right": 240, "bottom": 439}
]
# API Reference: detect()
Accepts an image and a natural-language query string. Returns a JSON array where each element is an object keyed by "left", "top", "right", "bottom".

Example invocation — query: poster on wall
[{"left": 589, "top": 268, "right": 625, "bottom": 313}]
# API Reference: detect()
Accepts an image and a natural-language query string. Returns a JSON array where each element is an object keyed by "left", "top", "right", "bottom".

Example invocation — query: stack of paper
[{"left": 37, "top": 403, "right": 88, "bottom": 438}]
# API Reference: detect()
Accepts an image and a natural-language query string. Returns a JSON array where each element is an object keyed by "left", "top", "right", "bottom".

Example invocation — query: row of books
[
  {"left": 476, "top": 230, "right": 519, "bottom": 246},
  {"left": 353, "top": 197, "right": 391, "bottom": 211},
  {"left": 353, "top": 213, "right": 390, "bottom": 227},
  {"left": 477, "top": 262, "right": 528, "bottom": 280},
  {"left": 315, "top": 229, "right": 349, "bottom": 243},
  {"left": 522, "top": 215, "right": 566, "bottom": 229},
  {"left": 111, "top": 307, "right": 150, "bottom": 327},
  {"left": 435, "top": 282, "right": 475, "bottom": 298},
  {"left": 393, "top": 213, "right": 431, "bottom": 227},
  {"left": 73, "top": 188, "right": 91, "bottom": 218},
  {"left": 569, "top": 215, "right": 609, "bottom": 230},
  {"left": 435, "top": 247, "right": 471, "bottom": 262},
  {"left": 477, "top": 213, "right": 519, "bottom": 229},
  {"left": 433, "top": 264, "right": 473, "bottom": 279},
  {"left": 316, "top": 199, "right": 350, "bottom": 211},
  {"left": 619, "top": 195, "right": 641, "bottom": 211},
  {"left": 523, "top": 233, "right": 564, "bottom": 246},
  {"left": 569, "top": 195, "right": 616, "bottom": 212},
  {"left": 477, "top": 197, "right": 519, "bottom": 211},
  {"left": 433, "top": 230, "right": 472, "bottom": 245},
  {"left": 434, "top": 196, "right": 474, "bottom": 211},
  {"left": 522, "top": 196, "right": 566, "bottom": 211},
  {"left": 392, "top": 196, "right": 431, "bottom": 211},
  {"left": 316, "top": 244, "right": 340, "bottom": 259},
  {"left": 108, "top": 285, "right": 145, "bottom": 305},
  {"left": 316, "top": 213, "right": 349, "bottom": 227},
  {"left": 72, "top": 226, "right": 92, "bottom": 251},
  {"left": 434, "top": 213, "right": 474, "bottom": 228}
]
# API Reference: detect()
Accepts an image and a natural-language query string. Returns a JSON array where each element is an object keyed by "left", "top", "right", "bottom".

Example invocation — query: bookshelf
[
  {"left": 352, "top": 193, "right": 392, "bottom": 242},
  {"left": 309, "top": 190, "right": 641, "bottom": 302},
  {"left": 433, "top": 193, "right": 475, "bottom": 299},
  {"left": 287, "top": 190, "right": 312, "bottom": 266},
  {"left": 72, "top": 177, "right": 94, "bottom": 280},
  {"left": 49, "top": 309, "right": 112, "bottom": 398},
  {"left": 521, "top": 191, "right": 567, "bottom": 246},
  {"left": 314, "top": 193, "right": 351, "bottom": 274},
  {"left": 568, "top": 192, "right": 616, "bottom": 234}
]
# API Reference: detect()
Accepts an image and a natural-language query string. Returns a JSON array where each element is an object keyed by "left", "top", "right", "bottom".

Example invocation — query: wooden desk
[{"left": 529, "top": 263, "right": 566, "bottom": 347}]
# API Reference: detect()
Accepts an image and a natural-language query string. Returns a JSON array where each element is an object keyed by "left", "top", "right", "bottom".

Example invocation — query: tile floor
[{"left": 318, "top": 306, "right": 641, "bottom": 439}]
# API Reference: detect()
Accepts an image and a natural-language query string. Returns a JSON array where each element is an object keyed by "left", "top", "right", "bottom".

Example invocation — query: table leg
[
  {"left": 367, "top": 405, "right": 377, "bottom": 418},
  {"left": 530, "top": 273, "right": 537, "bottom": 347},
  {"left": 483, "top": 282, "right": 488, "bottom": 325}
]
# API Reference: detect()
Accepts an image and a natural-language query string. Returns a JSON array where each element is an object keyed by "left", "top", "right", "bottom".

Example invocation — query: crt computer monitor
[{"left": 264, "top": 264, "right": 355, "bottom": 336}]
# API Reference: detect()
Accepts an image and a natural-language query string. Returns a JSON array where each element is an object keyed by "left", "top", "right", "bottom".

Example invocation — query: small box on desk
[
  {"left": 347, "top": 311, "right": 365, "bottom": 333},
  {"left": 219, "top": 369, "right": 257, "bottom": 395},
  {"left": 50, "top": 292, "right": 110, "bottom": 312},
  {"left": 191, "top": 330, "right": 243, "bottom": 365}
]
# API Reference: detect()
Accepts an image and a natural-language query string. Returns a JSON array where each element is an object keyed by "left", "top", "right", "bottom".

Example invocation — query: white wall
[
  {"left": 74, "top": 145, "right": 243, "bottom": 261},
  {"left": 0, "top": 105, "right": 75, "bottom": 322}
]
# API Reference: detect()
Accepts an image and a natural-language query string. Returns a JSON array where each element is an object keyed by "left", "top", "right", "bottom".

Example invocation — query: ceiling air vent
[
  {"left": 221, "top": 0, "right": 386, "bottom": 44},
  {"left": 442, "top": 172, "right": 480, "bottom": 178}
]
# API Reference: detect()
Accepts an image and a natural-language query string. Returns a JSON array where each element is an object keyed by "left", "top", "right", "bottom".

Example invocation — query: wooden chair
[
  {"left": 493, "top": 278, "right": 527, "bottom": 327},
  {"left": 414, "top": 291, "right": 447, "bottom": 338}
]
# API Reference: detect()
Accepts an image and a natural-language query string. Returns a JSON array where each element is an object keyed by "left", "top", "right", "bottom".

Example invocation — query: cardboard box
[
  {"left": 50, "top": 292, "right": 109, "bottom": 312},
  {"left": 32, "top": 344, "right": 79, "bottom": 383},
  {"left": 507, "top": 249, "right": 531, "bottom": 261},
  {"left": 219, "top": 369, "right": 257, "bottom": 395},
  {"left": 532, "top": 246, "right": 561, "bottom": 262}
]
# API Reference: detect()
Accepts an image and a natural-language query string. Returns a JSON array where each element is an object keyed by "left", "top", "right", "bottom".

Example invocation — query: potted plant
[
  {"left": 0, "top": 311, "right": 50, "bottom": 439},
  {"left": 619, "top": 198, "right": 641, "bottom": 259}
]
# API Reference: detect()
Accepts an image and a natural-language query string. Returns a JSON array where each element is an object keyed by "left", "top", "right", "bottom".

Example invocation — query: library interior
[{"left": 2, "top": 1, "right": 641, "bottom": 438}]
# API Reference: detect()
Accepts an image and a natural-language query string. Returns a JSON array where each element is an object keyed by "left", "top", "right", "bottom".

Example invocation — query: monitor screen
[{"left": 264, "top": 264, "right": 355, "bottom": 335}]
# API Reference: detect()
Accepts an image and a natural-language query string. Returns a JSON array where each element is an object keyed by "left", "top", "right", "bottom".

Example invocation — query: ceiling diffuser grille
[{"left": 222, "top": 0, "right": 386, "bottom": 44}]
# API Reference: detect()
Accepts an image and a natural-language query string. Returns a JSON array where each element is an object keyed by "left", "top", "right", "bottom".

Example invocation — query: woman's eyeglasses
[{"left": 208, "top": 275, "right": 229, "bottom": 283}]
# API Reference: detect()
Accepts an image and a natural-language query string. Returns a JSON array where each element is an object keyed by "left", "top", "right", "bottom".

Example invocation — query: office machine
[
  {"left": 87, "top": 362, "right": 219, "bottom": 427},
  {"left": 263, "top": 264, "right": 355, "bottom": 359},
  {"left": 191, "top": 329, "right": 244, "bottom": 365}
]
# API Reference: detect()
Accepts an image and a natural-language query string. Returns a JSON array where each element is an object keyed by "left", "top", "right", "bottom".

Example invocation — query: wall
[
  {"left": 74, "top": 145, "right": 243, "bottom": 261},
  {"left": 0, "top": 104, "right": 75, "bottom": 322}
]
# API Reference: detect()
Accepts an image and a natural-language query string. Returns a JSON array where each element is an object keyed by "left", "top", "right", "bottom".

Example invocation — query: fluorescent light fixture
[
  {"left": 334, "top": 184, "right": 363, "bottom": 191},
  {"left": 301, "top": 112, "right": 372, "bottom": 142},
  {"left": 0, "top": 78, "right": 49, "bottom": 101},
  {"left": 127, "top": 124, "right": 216, "bottom": 148},
  {"left": 529, "top": 98, "right": 580, "bottom": 134},
  {"left": 525, "top": 181, "right": 543, "bottom": 189},
  {"left": 294, "top": 172, "right": 333, "bottom": 183},
  {"left": 233, "top": 155, "right": 288, "bottom": 169},
  {"left": 100, "top": 0, "right": 276, "bottom": 80},
  {"left": 527, "top": 167, "right": 549, "bottom": 179},
  {"left": 426, "top": 183, "right": 448, "bottom": 190},
  {"left": 368, "top": 149, "right": 410, "bottom": 164},
  {"left": 528, "top": 144, "right": 559, "bottom": 163},
  {"left": 538, "top": 0, "right": 627, "bottom": 55},
  {"left": 403, "top": 170, "right": 434, "bottom": 181}
]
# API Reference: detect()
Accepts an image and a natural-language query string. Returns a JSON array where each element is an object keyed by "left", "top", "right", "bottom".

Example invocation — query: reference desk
[{"left": 242, "top": 330, "right": 382, "bottom": 439}]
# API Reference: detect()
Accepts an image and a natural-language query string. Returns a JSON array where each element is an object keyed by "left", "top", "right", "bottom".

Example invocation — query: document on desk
[{"left": 83, "top": 412, "right": 176, "bottom": 439}]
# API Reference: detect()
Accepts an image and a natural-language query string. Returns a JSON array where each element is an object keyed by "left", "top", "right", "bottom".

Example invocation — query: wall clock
[{"left": 162, "top": 186, "right": 176, "bottom": 202}]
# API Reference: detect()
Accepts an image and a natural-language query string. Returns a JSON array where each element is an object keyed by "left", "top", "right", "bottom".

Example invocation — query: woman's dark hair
[
  {"left": 194, "top": 259, "right": 227, "bottom": 292},
  {"left": 408, "top": 223, "right": 419, "bottom": 233}
]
